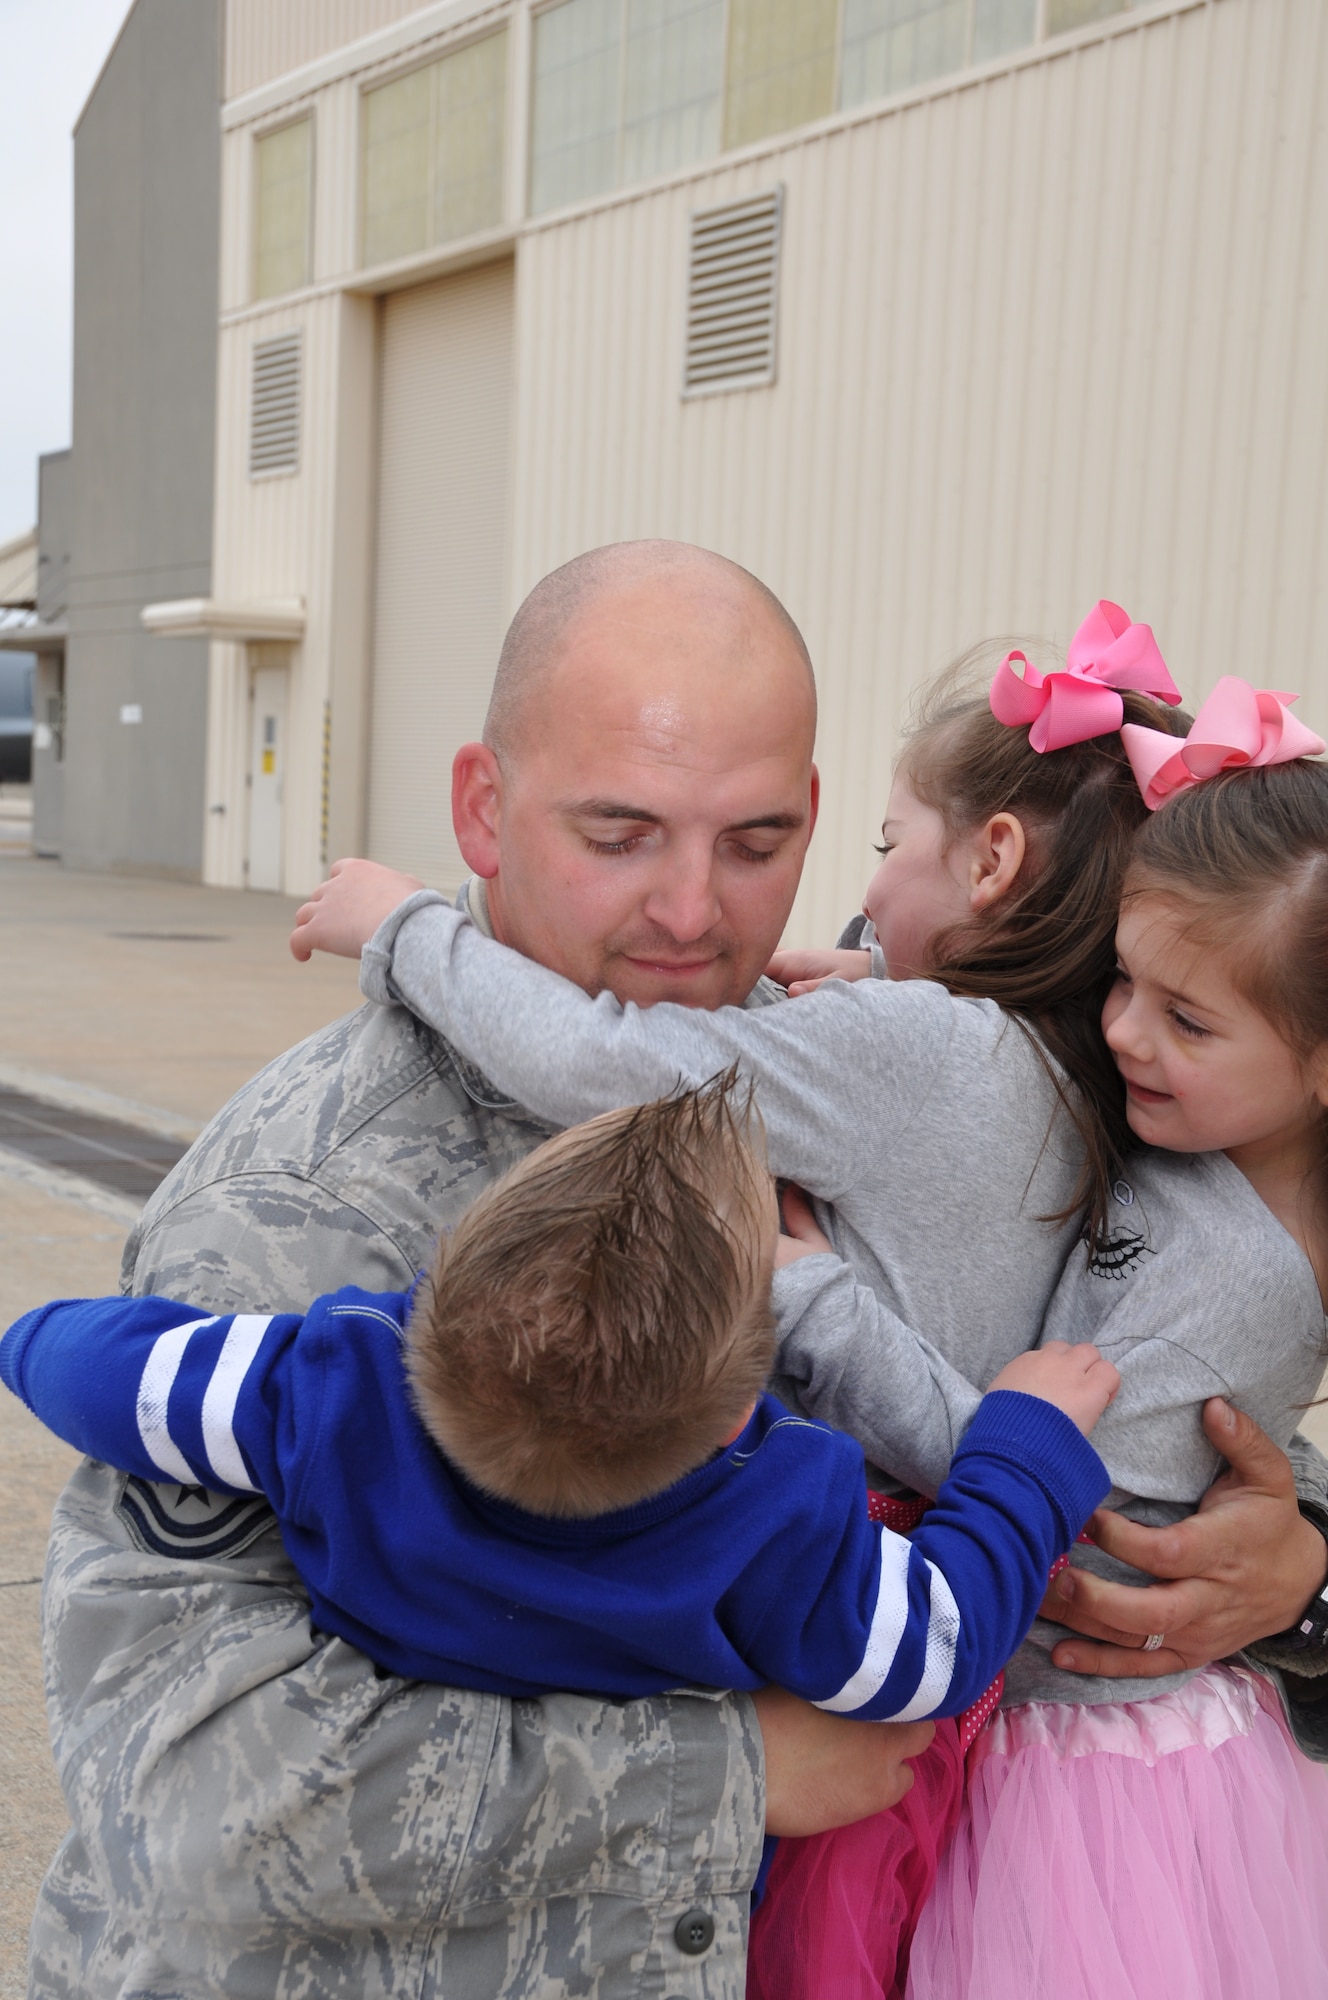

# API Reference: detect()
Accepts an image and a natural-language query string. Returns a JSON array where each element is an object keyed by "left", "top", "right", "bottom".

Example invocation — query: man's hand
[
  {"left": 290, "top": 858, "right": 424, "bottom": 963},
  {"left": 766, "top": 947, "right": 873, "bottom": 997},
  {"left": 988, "top": 1341, "right": 1120, "bottom": 1438},
  {"left": 752, "top": 1686, "right": 935, "bottom": 1835},
  {"left": 1048, "top": 1398, "right": 1328, "bottom": 1678},
  {"left": 773, "top": 1185, "right": 836, "bottom": 1268}
]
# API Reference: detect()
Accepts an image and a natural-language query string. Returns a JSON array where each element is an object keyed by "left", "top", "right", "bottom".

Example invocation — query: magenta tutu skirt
[
  {"left": 747, "top": 1715, "right": 965, "bottom": 2000},
  {"left": 906, "top": 1664, "right": 1328, "bottom": 2000}
]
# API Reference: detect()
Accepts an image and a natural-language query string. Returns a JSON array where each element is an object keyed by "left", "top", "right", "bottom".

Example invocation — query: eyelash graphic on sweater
[{"left": 1085, "top": 1231, "right": 1154, "bottom": 1281}]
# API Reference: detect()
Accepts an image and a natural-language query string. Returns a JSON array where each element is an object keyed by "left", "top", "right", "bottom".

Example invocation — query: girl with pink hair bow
[
  {"left": 764, "top": 623, "right": 1328, "bottom": 1998},
  {"left": 287, "top": 605, "right": 1328, "bottom": 2000},
  {"left": 902, "top": 663, "right": 1328, "bottom": 2000}
]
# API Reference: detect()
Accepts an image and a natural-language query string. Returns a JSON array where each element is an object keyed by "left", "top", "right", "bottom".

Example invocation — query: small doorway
[
  {"left": 247, "top": 648, "right": 289, "bottom": 893},
  {"left": 32, "top": 649, "right": 64, "bottom": 858}
]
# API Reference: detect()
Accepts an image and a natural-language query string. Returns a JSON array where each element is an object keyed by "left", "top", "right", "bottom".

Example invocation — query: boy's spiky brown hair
[{"left": 406, "top": 1069, "right": 776, "bottom": 1517}]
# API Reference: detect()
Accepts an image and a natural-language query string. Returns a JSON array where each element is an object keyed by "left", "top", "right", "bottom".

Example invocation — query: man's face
[{"left": 457, "top": 571, "right": 817, "bottom": 1009}]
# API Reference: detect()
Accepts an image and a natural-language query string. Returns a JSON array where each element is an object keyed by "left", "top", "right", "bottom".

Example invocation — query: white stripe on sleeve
[
  {"left": 815, "top": 1530, "right": 913, "bottom": 1714},
  {"left": 200, "top": 1315, "right": 271, "bottom": 1492},
  {"left": 886, "top": 1561, "right": 961, "bottom": 1721},
  {"left": 136, "top": 1319, "right": 216, "bottom": 1483}
]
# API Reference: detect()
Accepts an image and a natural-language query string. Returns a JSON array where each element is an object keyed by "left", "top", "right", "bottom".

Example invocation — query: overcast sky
[{"left": 0, "top": 0, "right": 134, "bottom": 548}]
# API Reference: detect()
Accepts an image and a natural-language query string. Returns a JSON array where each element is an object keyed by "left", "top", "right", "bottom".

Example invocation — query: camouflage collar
[{"left": 434, "top": 1034, "right": 523, "bottom": 1112}]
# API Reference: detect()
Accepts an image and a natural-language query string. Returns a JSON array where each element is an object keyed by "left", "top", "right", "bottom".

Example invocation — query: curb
[
  {"left": 0, "top": 1063, "right": 200, "bottom": 1146},
  {"left": 0, "top": 1146, "right": 142, "bottom": 1228}
]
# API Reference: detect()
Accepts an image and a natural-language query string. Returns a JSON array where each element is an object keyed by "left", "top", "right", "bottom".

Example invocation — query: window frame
[
  {"left": 251, "top": 110, "right": 317, "bottom": 303},
  {"left": 357, "top": 23, "right": 513, "bottom": 275},
  {"left": 527, "top": 0, "right": 732, "bottom": 218}
]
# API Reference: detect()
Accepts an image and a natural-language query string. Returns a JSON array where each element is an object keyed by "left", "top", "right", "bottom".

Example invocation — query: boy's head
[{"left": 407, "top": 1070, "right": 777, "bottom": 1517}]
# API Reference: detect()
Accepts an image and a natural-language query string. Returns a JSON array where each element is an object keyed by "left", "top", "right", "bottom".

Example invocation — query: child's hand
[
  {"left": 773, "top": 1185, "right": 837, "bottom": 1267},
  {"left": 988, "top": 1342, "right": 1120, "bottom": 1437},
  {"left": 766, "top": 947, "right": 873, "bottom": 997},
  {"left": 290, "top": 858, "right": 425, "bottom": 963}
]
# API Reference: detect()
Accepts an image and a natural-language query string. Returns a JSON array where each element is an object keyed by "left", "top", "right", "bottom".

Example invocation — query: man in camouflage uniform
[
  {"left": 28, "top": 541, "right": 1328, "bottom": 1997},
  {"left": 29, "top": 544, "right": 935, "bottom": 2000}
]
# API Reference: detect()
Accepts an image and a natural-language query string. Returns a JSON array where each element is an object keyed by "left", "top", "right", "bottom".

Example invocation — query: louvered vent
[
  {"left": 249, "top": 333, "right": 302, "bottom": 476},
  {"left": 683, "top": 190, "right": 784, "bottom": 396}
]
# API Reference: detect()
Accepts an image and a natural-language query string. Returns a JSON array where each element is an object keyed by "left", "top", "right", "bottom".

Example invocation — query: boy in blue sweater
[{"left": 1, "top": 1075, "right": 1115, "bottom": 1720}]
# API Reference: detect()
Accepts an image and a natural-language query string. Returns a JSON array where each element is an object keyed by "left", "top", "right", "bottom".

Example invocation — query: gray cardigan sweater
[{"left": 362, "top": 893, "right": 1328, "bottom": 1718}]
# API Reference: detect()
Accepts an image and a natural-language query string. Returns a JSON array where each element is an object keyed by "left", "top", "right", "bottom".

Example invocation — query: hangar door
[{"left": 367, "top": 259, "right": 513, "bottom": 887}]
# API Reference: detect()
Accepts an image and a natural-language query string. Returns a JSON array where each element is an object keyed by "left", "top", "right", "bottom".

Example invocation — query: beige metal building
[{"left": 155, "top": 0, "right": 1328, "bottom": 945}]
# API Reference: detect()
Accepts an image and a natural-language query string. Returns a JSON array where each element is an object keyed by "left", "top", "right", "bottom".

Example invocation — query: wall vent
[
  {"left": 683, "top": 189, "right": 784, "bottom": 397},
  {"left": 249, "top": 333, "right": 302, "bottom": 476}
]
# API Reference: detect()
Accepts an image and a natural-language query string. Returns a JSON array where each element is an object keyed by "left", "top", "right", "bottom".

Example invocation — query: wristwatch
[{"left": 1281, "top": 1510, "right": 1328, "bottom": 1654}]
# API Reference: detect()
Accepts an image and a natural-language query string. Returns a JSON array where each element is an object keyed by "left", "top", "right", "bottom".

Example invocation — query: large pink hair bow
[
  {"left": 1121, "top": 676, "right": 1326, "bottom": 810},
  {"left": 989, "top": 600, "right": 1181, "bottom": 753}
]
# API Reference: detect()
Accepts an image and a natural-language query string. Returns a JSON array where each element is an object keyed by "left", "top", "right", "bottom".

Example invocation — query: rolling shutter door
[{"left": 367, "top": 259, "right": 514, "bottom": 886}]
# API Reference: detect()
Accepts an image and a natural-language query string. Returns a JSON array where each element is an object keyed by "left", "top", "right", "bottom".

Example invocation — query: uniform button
[{"left": 674, "top": 1908, "right": 715, "bottom": 1955}]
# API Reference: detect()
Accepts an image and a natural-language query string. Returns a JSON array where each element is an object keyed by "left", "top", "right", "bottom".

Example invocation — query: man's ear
[
  {"left": 452, "top": 742, "right": 503, "bottom": 878},
  {"left": 807, "top": 763, "right": 821, "bottom": 838},
  {"left": 968, "top": 812, "right": 1026, "bottom": 912}
]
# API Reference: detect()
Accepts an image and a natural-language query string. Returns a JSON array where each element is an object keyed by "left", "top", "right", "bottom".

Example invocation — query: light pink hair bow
[
  {"left": 1121, "top": 676, "right": 1326, "bottom": 810},
  {"left": 989, "top": 600, "right": 1181, "bottom": 753}
]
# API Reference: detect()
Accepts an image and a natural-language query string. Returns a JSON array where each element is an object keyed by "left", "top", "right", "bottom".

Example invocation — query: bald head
[
  {"left": 484, "top": 540, "right": 815, "bottom": 762},
  {"left": 453, "top": 538, "right": 818, "bottom": 1009}
]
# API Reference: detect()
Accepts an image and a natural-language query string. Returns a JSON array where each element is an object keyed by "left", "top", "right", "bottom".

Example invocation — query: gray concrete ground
[
  {"left": 0, "top": 841, "right": 361, "bottom": 1997},
  {"left": 0, "top": 786, "right": 33, "bottom": 860}
]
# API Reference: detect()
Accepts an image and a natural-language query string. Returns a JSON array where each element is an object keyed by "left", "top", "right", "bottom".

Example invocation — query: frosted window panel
[
  {"left": 363, "top": 67, "right": 431, "bottom": 265},
  {"left": 254, "top": 117, "right": 312, "bottom": 300},
  {"left": 973, "top": 0, "right": 1036, "bottom": 62},
  {"left": 621, "top": 0, "right": 724, "bottom": 185},
  {"left": 1046, "top": 0, "right": 1127, "bottom": 33},
  {"left": 434, "top": 31, "right": 508, "bottom": 244},
  {"left": 531, "top": 0, "right": 622, "bottom": 215},
  {"left": 724, "top": 0, "right": 838, "bottom": 152},
  {"left": 362, "top": 35, "right": 506, "bottom": 268},
  {"left": 840, "top": 0, "right": 966, "bottom": 107}
]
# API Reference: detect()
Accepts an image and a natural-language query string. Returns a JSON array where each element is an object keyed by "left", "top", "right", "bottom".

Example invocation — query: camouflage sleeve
[
  {"left": 121, "top": 1172, "right": 421, "bottom": 1311},
  {"left": 1243, "top": 1433, "right": 1328, "bottom": 1722},
  {"left": 30, "top": 1460, "right": 765, "bottom": 1999},
  {"left": 1288, "top": 1430, "right": 1328, "bottom": 1515}
]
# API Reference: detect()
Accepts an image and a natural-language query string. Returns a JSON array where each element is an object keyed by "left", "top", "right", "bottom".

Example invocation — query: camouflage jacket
[
  {"left": 31, "top": 907, "right": 776, "bottom": 2000},
  {"left": 31, "top": 905, "right": 1328, "bottom": 1997}
]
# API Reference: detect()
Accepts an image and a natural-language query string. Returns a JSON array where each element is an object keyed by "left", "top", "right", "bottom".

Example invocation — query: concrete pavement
[{"left": 0, "top": 847, "right": 362, "bottom": 1997}]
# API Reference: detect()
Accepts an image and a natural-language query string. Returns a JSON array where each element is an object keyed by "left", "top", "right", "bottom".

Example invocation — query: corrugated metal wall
[
  {"left": 212, "top": 0, "right": 1328, "bottom": 940},
  {"left": 509, "top": 0, "right": 1328, "bottom": 947},
  {"left": 225, "top": 0, "right": 430, "bottom": 99},
  {"left": 206, "top": 286, "right": 376, "bottom": 893}
]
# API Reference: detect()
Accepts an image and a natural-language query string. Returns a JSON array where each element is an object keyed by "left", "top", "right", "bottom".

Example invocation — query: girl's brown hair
[
  {"left": 1125, "top": 759, "right": 1328, "bottom": 1184},
  {"left": 902, "top": 644, "right": 1190, "bottom": 1245}
]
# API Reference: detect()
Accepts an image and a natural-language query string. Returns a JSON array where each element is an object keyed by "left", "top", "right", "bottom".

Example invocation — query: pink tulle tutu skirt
[
  {"left": 906, "top": 1664, "right": 1328, "bottom": 2000},
  {"left": 747, "top": 1715, "right": 965, "bottom": 2000}
]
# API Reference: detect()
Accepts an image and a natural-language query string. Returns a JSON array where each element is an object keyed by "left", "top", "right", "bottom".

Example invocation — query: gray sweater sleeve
[
  {"left": 361, "top": 893, "right": 953, "bottom": 1202},
  {"left": 774, "top": 1258, "right": 983, "bottom": 1495}
]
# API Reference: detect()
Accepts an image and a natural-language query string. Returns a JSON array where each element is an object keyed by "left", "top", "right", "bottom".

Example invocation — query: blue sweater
[{"left": 0, "top": 1289, "right": 1107, "bottom": 1716}]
